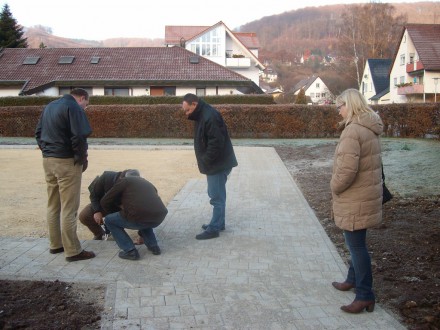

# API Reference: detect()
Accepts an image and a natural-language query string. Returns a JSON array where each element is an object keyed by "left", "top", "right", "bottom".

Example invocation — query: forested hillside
[{"left": 241, "top": 2, "right": 440, "bottom": 94}]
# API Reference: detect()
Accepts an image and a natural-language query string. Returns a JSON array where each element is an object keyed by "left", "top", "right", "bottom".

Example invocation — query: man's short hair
[
  {"left": 70, "top": 88, "right": 89, "bottom": 100},
  {"left": 183, "top": 93, "right": 199, "bottom": 104}
]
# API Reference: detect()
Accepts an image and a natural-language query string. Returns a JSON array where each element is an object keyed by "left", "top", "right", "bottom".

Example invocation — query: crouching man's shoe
[
  {"left": 147, "top": 245, "right": 161, "bottom": 255},
  {"left": 66, "top": 250, "right": 95, "bottom": 262},
  {"left": 196, "top": 231, "right": 219, "bottom": 240},
  {"left": 118, "top": 249, "right": 140, "bottom": 260}
]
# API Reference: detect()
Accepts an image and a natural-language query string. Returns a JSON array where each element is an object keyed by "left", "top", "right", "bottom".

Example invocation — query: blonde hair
[{"left": 335, "top": 89, "right": 375, "bottom": 126}]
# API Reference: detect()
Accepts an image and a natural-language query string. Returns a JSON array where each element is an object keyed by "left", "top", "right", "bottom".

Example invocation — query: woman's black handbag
[{"left": 382, "top": 165, "right": 393, "bottom": 204}]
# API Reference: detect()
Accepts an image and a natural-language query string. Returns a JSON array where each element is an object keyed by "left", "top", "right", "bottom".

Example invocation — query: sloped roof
[
  {"left": 234, "top": 33, "right": 260, "bottom": 49},
  {"left": 292, "top": 76, "right": 318, "bottom": 93},
  {"left": 0, "top": 47, "right": 260, "bottom": 95},
  {"left": 165, "top": 22, "right": 260, "bottom": 49},
  {"left": 370, "top": 87, "right": 389, "bottom": 101},
  {"left": 407, "top": 24, "right": 440, "bottom": 70},
  {"left": 367, "top": 58, "right": 392, "bottom": 95}
]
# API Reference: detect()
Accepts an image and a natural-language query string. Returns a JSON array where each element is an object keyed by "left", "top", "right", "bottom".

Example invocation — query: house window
[
  {"left": 163, "top": 87, "right": 176, "bottom": 96},
  {"left": 59, "top": 87, "right": 92, "bottom": 96},
  {"left": 394, "top": 77, "right": 397, "bottom": 86},
  {"left": 196, "top": 88, "right": 206, "bottom": 97},
  {"left": 400, "top": 54, "right": 405, "bottom": 65},
  {"left": 315, "top": 83, "right": 320, "bottom": 88},
  {"left": 190, "top": 27, "right": 222, "bottom": 57},
  {"left": 409, "top": 53, "right": 415, "bottom": 64},
  {"left": 104, "top": 88, "right": 129, "bottom": 96},
  {"left": 310, "top": 93, "right": 315, "bottom": 98},
  {"left": 321, "top": 93, "right": 326, "bottom": 97},
  {"left": 400, "top": 76, "right": 405, "bottom": 84}
]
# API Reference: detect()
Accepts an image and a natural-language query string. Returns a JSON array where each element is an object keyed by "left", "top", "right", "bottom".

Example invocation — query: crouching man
[{"left": 100, "top": 171, "right": 168, "bottom": 260}]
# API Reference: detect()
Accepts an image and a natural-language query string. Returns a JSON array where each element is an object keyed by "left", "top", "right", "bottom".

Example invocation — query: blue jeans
[
  {"left": 205, "top": 168, "right": 232, "bottom": 233},
  {"left": 104, "top": 212, "right": 158, "bottom": 252},
  {"left": 343, "top": 229, "right": 375, "bottom": 301}
]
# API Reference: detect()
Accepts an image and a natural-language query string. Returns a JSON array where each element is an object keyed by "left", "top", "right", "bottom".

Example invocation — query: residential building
[
  {"left": 0, "top": 47, "right": 262, "bottom": 97},
  {"left": 165, "top": 21, "right": 265, "bottom": 87},
  {"left": 292, "top": 76, "right": 333, "bottom": 105},
  {"left": 389, "top": 24, "right": 440, "bottom": 103},
  {"left": 261, "top": 66, "right": 278, "bottom": 83},
  {"left": 360, "top": 59, "right": 392, "bottom": 104}
]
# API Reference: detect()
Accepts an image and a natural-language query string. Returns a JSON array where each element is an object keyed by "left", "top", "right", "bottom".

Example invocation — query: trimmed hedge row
[
  {"left": 0, "top": 103, "right": 439, "bottom": 139},
  {"left": 0, "top": 94, "right": 275, "bottom": 107}
]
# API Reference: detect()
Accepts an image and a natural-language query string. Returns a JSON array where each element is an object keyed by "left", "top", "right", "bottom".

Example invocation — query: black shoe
[
  {"left": 49, "top": 247, "right": 64, "bottom": 254},
  {"left": 147, "top": 245, "right": 161, "bottom": 255},
  {"left": 196, "top": 231, "right": 219, "bottom": 240},
  {"left": 202, "top": 224, "right": 225, "bottom": 231},
  {"left": 118, "top": 249, "right": 140, "bottom": 260}
]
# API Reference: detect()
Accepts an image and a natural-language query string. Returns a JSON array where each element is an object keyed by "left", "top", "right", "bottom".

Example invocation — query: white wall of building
[
  {"left": 389, "top": 30, "right": 417, "bottom": 103},
  {"left": 360, "top": 61, "right": 376, "bottom": 103}
]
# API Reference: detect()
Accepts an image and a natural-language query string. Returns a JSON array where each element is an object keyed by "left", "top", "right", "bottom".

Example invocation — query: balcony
[
  {"left": 397, "top": 84, "right": 424, "bottom": 95},
  {"left": 406, "top": 61, "right": 424, "bottom": 73},
  {"left": 226, "top": 57, "right": 251, "bottom": 68}
]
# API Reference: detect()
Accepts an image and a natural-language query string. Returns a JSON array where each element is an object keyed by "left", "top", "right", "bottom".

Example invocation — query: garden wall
[{"left": 0, "top": 103, "right": 439, "bottom": 139}]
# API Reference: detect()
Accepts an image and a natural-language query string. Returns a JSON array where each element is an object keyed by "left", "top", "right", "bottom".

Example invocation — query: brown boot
[
  {"left": 341, "top": 300, "right": 375, "bottom": 313},
  {"left": 66, "top": 250, "right": 95, "bottom": 262},
  {"left": 332, "top": 281, "right": 355, "bottom": 291}
]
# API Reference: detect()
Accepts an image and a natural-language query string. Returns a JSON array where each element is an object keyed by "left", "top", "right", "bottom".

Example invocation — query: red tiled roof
[
  {"left": 0, "top": 47, "right": 253, "bottom": 95},
  {"left": 406, "top": 24, "right": 440, "bottom": 70},
  {"left": 234, "top": 33, "right": 260, "bottom": 49}
]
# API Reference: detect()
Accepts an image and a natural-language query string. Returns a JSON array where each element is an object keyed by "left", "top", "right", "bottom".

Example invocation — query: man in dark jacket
[
  {"left": 182, "top": 93, "right": 238, "bottom": 240},
  {"left": 79, "top": 169, "right": 143, "bottom": 241},
  {"left": 101, "top": 175, "right": 168, "bottom": 260},
  {"left": 35, "top": 88, "right": 95, "bottom": 262}
]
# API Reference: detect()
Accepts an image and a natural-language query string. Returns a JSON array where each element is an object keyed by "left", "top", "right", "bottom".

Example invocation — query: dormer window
[
  {"left": 58, "top": 56, "right": 75, "bottom": 64},
  {"left": 23, "top": 56, "right": 40, "bottom": 65}
]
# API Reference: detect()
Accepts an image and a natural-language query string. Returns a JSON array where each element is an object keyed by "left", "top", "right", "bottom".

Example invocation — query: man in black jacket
[
  {"left": 101, "top": 175, "right": 168, "bottom": 260},
  {"left": 182, "top": 93, "right": 238, "bottom": 240},
  {"left": 79, "top": 169, "right": 141, "bottom": 240},
  {"left": 35, "top": 88, "right": 95, "bottom": 262}
]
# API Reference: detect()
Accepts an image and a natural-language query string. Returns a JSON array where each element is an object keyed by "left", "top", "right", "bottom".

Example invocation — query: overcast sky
[{"left": 2, "top": 0, "right": 419, "bottom": 40}]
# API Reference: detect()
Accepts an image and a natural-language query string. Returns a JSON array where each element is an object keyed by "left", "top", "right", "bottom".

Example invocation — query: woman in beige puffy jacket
[{"left": 330, "top": 89, "right": 383, "bottom": 314}]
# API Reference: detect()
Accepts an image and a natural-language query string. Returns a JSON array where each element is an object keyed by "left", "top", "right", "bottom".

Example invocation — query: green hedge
[{"left": 0, "top": 103, "right": 439, "bottom": 139}]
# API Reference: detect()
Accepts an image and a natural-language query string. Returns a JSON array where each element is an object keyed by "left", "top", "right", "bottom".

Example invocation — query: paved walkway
[{"left": 0, "top": 146, "right": 404, "bottom": 329}]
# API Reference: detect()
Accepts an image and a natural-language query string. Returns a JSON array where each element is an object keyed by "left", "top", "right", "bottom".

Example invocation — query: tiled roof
[
  {"left": 367, "top": 59, "right": 392, "bottom": 95},
  {"left": 234, "top": 33, "right": 260, "bottom": 49},
  {"left": 0, "top": 47, "right": 255, "bottom": 95},
  {"left": 406, "top": 24, "right": 440, "bottom": 70}
]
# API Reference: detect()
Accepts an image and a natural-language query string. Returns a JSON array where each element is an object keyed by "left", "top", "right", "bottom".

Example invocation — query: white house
[
  {"left": 292, "top": 76, "right": 333, "bottom": 104},
  {"left": 165, "top": 21, "right": 265, "bottom": 89},
  {"left": 360, "top": 59, "right": 392, "bottom": 104},
  {"left": 389, "top": 24, "right": 440, "bottom": 103}
]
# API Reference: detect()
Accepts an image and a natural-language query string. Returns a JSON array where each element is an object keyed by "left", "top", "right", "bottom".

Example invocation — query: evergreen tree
[
  {"left": 295, "top": 88, "right": 307, "bottom": 104},
  {"left": 0, "top": 4, "right": 28, "bottom": 48}
]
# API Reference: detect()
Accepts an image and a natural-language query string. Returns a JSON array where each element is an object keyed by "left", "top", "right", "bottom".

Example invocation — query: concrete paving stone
[{"left": 0, "top": 146, "right": 406, "bottom": 329}]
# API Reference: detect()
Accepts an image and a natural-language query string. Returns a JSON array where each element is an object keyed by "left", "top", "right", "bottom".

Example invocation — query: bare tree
[{"left": 337, "top": 2, "right": 406, "bottom": 87}]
